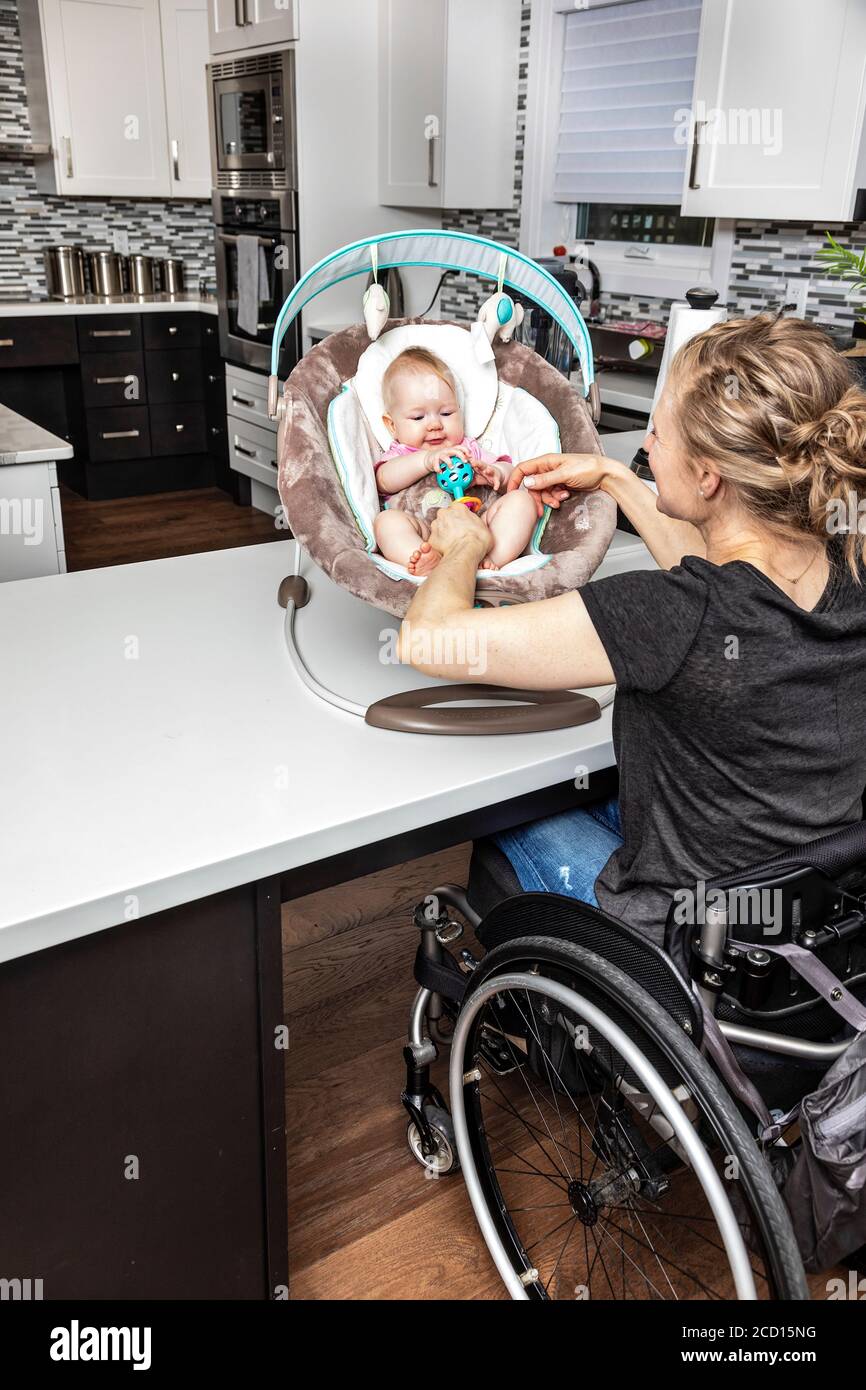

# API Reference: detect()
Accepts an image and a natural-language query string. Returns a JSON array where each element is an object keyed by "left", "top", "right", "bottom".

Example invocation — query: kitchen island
[{"left": 0, "top": 518, "right": 653, "bottom": 1298}]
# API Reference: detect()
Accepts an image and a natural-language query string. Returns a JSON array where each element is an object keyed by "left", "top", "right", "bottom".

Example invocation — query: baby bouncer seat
[{"left": 268, "top": 230, "right": 618, "bottom": 735}]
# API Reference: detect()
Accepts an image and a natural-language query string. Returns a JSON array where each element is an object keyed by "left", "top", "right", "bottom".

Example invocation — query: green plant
[{"left": 816, "top": 232, "right": 866, "bottom": 324}]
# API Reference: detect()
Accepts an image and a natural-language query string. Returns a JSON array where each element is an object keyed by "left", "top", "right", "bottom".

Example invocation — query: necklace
[{"left": 765, "top": 546, "right": 821, "bottom": 586}]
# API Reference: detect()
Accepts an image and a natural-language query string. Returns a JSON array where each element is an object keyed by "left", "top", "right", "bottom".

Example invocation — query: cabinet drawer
[
  {"left": 86, "top": 406, "right": 151, "bottom": 461},
  {"left": 225, "top": 369, "right": 272, "bottom": 430},
  {"left": 81, "top": 351, "right": 146, "bottom": 409},
  {"left": 146, "top": 349, "right": 204, "bottom": 404},
  {"left": 143, "top": 315, "right": 201, "bottom": 352},
  {"left": 78, "top": 316, "right": 142, "bottom": 354},
  {"left": 150, "top": 402, "right": 206, "bottom": 456},
  {"left": 229, "top": 418, "right": 279, "bottom": 489},
  {"left": 0, "top": 317, "right": 79, "bottom": 368}
]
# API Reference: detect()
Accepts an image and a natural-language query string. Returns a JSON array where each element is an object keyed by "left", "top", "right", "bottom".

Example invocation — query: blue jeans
[{"left": 493, "top": 795, "right": 623, "bottom": 908}]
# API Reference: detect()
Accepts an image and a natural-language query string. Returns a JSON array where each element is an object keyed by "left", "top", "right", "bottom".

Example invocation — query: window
[
  {"left": 555, "top": 0, "right": 703, "bottom": 206},
  {"left": 577, "top": 203, "right": 713, "bottom": 248}
]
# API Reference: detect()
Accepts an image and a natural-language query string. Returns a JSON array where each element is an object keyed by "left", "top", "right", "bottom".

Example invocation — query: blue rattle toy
[{"left": 436, "top": 455, "right": 482, "bottom": 512}]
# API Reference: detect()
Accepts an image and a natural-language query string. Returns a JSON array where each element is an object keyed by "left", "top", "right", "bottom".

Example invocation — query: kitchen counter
[
  {"left": 0, "top": 401, "right": 73, "bottom": 464},
  {"left": 0, "top": 529, "right": 655, "bottom": 964},
  {"left": 0, "top": 292, "right": 218, "bottom": 317}
]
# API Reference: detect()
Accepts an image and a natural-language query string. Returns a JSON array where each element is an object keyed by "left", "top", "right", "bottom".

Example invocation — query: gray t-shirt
[{"left": 580, "top": 540, "right": 866, "bottom": 944}]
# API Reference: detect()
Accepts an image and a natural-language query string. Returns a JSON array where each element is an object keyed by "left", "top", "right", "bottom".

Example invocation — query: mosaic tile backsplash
[{"left": 0, "top": 0, "right": 216, "bottom": 301}]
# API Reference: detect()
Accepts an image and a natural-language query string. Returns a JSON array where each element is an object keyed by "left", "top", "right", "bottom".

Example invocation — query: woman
[{"left": 398, "top": 314, "right": 866, "bottom": 945}]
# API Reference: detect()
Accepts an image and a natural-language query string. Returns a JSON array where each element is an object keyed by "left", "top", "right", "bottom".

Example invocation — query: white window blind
[{"left": 554, "top": 0, "right": 702, "bottom": 205}]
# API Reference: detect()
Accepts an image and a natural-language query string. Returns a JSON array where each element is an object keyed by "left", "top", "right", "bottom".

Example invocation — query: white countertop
[
  {"left": 0, "top": 293, "right": 218, "bottom": 317},
  {"left": 0, "top": 402, "right": 73, "bottom": 464},
  {"left": 0, "top": 530, "right": 653, "bottom": 964}
]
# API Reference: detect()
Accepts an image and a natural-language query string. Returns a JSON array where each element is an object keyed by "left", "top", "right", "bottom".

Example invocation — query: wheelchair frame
[{"left": 400, "top": 824, "right": 866, "bottom": 1299}]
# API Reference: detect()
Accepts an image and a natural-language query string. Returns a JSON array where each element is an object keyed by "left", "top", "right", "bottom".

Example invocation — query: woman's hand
[
  {"left": 507, "top": 452, "right": 613, "bottom": 517},
  {"left": 428, "top": 500, "right": 491, "bottom": 560}
]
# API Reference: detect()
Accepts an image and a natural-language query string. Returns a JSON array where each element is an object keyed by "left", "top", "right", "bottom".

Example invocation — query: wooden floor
[
  {"left": 61, "top": 485, "right": 283, "bottom": 571},
  {"left": 282, "top": 841, "right": 509, "bottom": 1300}
]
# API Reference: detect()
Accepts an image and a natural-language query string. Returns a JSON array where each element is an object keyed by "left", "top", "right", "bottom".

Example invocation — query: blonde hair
[
  {"left": 667, "top": 314, "right": 866, "bottom": 582},
  {"left": 382, "top": 347, "right": 456, "bottom": 413}
]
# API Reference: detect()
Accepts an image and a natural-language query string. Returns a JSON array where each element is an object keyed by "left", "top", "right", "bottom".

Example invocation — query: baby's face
[{"left": 383, "top": 370, "right": 464, "bottom": 451}]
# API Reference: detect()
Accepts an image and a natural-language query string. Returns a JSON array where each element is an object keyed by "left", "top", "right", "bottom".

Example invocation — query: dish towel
[{"left": 237, "top": 235, "right": 263, "bottom": 337}]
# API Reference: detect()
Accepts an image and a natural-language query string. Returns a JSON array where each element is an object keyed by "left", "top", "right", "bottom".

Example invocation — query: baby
[{"left": 372, "top": 347, "right": 538, "bottom": 576}]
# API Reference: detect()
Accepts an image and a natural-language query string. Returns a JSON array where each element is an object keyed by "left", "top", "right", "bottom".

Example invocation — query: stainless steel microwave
[{"left": 208, "top": 48, "right": 297, "bottom": 191}]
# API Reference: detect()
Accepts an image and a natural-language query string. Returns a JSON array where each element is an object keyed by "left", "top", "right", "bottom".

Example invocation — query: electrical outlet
[
  {"left": 112, "top": 229, "right": 129, "bottom": 256},
  {"left": 785, "top": 277, "right": 810, "bottom": 318}
]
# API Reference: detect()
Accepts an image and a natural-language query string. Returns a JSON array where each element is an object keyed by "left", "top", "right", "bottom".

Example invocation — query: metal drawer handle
[
  {"left": 94, "top": 375, "right": 126, "bottom": 385},
  {"left": 171, "top": 139, "right": 180, "bottom": 183},
  {"left": 92, "top": 329, "right": 132, "bottom": 338},
  {"left": 688, "top": 120, "right": 707, "bottom": 190},
  {"left": 101, "top": 429, "right": 140, "bottom": 439},
  {"left": 168, "top": 326, "right": 178, "bottom": 335},
  {"left": 64, "top": 135, "right": 73, "bottom": 178},
  {"left": 232, "top": 392, "right": 255, "bottom": 407},
  {"left": 175, "top": 423, "right": 185, "bottom": 433},
  {"left": 235, "top": 443, "right": 258, "bottom": 458},
  {"left": 0, "top": 338, "right": 14, "bottom": 347},
  {"left": 171, "top": 371, "right": 180, "bottom": 382}
]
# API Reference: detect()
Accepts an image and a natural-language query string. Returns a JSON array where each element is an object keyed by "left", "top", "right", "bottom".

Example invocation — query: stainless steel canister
[
  {"left": 128, "top": 254, "right": 155, "bottom": 295},
  {"left": 161, "top": 258, "right": 185, "bottom": 294},
  {"left": 88, "top": 251, "right": 124, "bottom": 297},
  {"left": 43, "top": 245, "right": 86, "bottom": 298}
]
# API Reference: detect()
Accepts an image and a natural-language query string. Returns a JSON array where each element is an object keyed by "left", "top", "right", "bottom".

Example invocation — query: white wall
[{"left": 295, "top": 0, "right": 442, "bottom": 328}]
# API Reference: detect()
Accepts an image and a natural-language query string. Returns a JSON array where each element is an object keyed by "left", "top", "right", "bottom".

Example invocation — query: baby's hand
[
  {"left": 473, "top": 460, "right": 507, "bottom": 492},
  {"left": 424, "top": 444, "right": 471, "bottom": 473}
]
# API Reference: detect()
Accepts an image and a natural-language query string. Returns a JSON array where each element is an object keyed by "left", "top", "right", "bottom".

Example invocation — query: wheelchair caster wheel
[{"left": 407, "top": 1106, "right": 459, "bottom": 1176}]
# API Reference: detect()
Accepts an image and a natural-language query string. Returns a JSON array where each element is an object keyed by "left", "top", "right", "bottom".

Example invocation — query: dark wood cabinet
[
  {"left": 143, "top": 314, "right": 202, "bottom": 352},
  {"left": 77, "top": 315, "right": 143, "bottom": 354},
  {"left": 146, "top": 348, "right": 205, "bottom": 405},
  {"left": 81, "top": 351, "right": 147, "bottom": 409},
  {"left": 0, "top": 316, "right": 78, "bottom": 368},
  {"left": 150, "top": 401, "right": 207, "bottom": 456},
  {"left": 0, "top": 311, "right": 229, "bottom": 500},
  {"left": 86, "top": 405, "right": 151, "bottom": 461}
]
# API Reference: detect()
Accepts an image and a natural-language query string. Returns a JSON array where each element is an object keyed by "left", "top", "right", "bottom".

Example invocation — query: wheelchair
[{"left": 400, "top": 817, "right": 866, "bottom": 1300}]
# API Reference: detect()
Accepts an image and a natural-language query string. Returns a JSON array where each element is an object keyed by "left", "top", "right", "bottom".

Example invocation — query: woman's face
[{"left": 643, "top": 386, "right": 708, "bottom": 521}]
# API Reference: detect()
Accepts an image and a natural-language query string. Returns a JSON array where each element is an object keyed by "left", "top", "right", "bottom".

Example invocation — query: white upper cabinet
[
  {"left": 680, "top": 0, "right": 866, "bottom": 220},
  {"left": 40, "top": 0, "right": 171, "bottom": 197},
  {"left": 160, "top": 0, "right": 211, "bottom": 197},
  {"left": 378, "top": 0, "right": 521, "bottom": 210},
  {"left": 38, "top": 0, "right": 212, "bottom": 198},
  {"left": 207, "top": 0, "right": 298, "bottom": 55}
]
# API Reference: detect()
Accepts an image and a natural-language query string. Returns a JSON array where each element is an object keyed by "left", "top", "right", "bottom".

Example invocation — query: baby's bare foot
[
  {"left": 408, "top": 543, "right": 442, "bottom": 576},
  {"left": 480, "top": 557, "right": 500, "bottom": 571}
]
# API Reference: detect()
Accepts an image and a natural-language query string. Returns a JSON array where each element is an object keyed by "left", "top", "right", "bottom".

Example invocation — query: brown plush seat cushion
[{"left": 276, "top": 318, "right": 617, "bottom": 618}]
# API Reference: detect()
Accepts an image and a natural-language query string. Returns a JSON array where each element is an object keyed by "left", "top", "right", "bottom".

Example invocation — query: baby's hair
[{"left": 382, "top": 347, "right": 456, "bottom": 413}]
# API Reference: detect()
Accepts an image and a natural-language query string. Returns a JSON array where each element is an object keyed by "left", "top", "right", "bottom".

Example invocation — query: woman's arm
[{"left": 399, "top": 504, "right": 615, "bottom": 689}]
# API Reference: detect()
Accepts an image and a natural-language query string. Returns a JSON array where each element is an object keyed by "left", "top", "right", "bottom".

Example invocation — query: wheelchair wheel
[{"left": 450, "top": 937, "right": 808, "bottom": 1301}]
